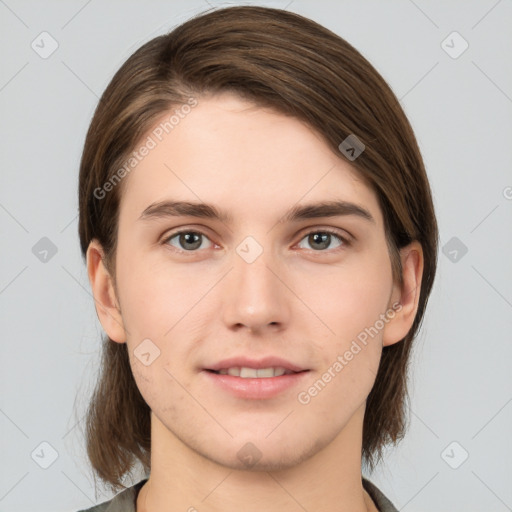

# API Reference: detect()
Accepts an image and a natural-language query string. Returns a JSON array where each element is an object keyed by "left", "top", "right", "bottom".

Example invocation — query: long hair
[{"left": 78, "top": 5, "right": 438, "bottom": 491}]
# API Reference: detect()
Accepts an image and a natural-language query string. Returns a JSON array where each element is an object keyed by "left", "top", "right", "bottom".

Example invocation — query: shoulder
[
  {"left": 75, "top": 478, "right": 148, "bottom": 512},
  {"left": 76, "top": 477, "right": 392, "bottom": 512},
  {"left": 362, "top": 478, "right": 398, "bottom": 512},
  {"left": 76, "top": 505, "right": 110, "bottom": 512}
]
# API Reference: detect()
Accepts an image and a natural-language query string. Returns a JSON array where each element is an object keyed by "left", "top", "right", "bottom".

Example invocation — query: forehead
[{"left": 118, "top": 92, "right": 382, "bottom": 228}]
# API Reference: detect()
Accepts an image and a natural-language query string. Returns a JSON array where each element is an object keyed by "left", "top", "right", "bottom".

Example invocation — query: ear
[
  {"left": 382, "top": 240, "right": 424, "bottom": 347},
  {"left": 86, "top": 239, "right": 127, "bottom": 343}
]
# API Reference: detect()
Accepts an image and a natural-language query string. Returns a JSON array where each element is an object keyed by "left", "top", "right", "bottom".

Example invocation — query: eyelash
[{"left": 161, "top": 228, "right": 352, "bottom": 254}]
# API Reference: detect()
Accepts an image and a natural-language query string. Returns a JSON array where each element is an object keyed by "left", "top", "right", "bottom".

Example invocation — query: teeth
[
  {"left": 217, "top": 367, "right": 291, "bottom": 378},
  {"left": 240, "top": 367, "right": 258, "bottom": 378},
  {"left": 256, "top": 367, "right": 274, "bottom": 378}
]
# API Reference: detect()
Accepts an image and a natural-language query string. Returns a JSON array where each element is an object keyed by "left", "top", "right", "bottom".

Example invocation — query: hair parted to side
[{"left": 78, "top": 5, "right": 438, "bottom": 491}]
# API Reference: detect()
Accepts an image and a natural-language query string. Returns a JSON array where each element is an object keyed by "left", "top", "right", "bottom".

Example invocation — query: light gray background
[{"left": 1, "top": 1, "right": 511, "bottom": 511}]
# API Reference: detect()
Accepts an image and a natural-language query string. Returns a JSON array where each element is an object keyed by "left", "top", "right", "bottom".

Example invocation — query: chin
[{"left": 199, "top": 434, "right": 328, "bottom": 473}]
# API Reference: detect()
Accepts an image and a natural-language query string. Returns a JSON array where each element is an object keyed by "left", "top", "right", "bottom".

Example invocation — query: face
[{"left": 92, "top": 91, "right": 415, "bottom": 471}]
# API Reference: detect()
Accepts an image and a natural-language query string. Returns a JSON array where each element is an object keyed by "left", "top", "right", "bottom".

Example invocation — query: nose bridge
[{"left": 222, "top": 234, "right": 288, "bottom": 330}]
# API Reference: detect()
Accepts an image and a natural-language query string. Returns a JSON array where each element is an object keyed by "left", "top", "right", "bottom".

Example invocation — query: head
[{"left": 79, "top": 5, "right": 438, "bottom": 491}]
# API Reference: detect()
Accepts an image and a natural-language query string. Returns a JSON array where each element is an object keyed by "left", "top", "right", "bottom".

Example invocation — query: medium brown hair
[{"left": 78, "top": 5, "right": 438, "bottom": 491}]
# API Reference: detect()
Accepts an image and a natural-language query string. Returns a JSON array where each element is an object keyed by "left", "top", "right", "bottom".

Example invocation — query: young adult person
[{"left": 77, "top": 6, "right": 438, "bottom": 512}]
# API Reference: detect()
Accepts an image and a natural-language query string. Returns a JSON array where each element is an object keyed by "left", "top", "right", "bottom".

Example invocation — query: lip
[
  {"left": 203, "top": 370, "right": 309, "bottom": 400},
  {"left": 202, "top": 356, "right": 309, "bottom": 400},
  {"left": 205, "top": 356, "right": 306, "bottom": 373}
]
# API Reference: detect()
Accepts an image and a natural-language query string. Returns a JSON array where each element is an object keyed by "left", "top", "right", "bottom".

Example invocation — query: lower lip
[{"left": 202, "top": 370, "right": 310, "bottom": 400}]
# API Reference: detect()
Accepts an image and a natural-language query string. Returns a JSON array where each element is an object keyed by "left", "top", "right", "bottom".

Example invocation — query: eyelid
[
  {"left": 160, "top": 224, "right": 216, "bottom": 243},
  {"left": 295, "top": 226, "right": 353, "bottom": 244}
]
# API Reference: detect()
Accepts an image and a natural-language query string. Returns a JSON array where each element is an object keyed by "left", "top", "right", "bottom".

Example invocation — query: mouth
[
  {"left": 202, "top": 357, "right": 310, "bottom": 399},
  {"left": 206, "top": 366, "right": 301, "bottom": 378}
]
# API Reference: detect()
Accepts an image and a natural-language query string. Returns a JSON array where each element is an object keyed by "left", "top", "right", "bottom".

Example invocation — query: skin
[{"left": 87, "top": 91, "right": 423, "bottom": 512}]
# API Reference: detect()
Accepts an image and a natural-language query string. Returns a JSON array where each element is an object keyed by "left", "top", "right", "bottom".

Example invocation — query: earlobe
[
  {"left": 382, "top": 241, "right": 424, "bottom": 347},
  {"left": 86, "top": 239, "right": 127, "bottom": 343}
]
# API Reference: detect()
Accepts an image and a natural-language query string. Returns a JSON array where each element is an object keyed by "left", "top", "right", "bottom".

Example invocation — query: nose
[{"left": 221, "top": 244, "right": 290, "bottom": 334}]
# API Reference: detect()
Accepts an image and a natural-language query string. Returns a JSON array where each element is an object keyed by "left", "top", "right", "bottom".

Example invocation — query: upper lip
[{"left": 205, "top": 356, "right": 307, "bottom": 373}]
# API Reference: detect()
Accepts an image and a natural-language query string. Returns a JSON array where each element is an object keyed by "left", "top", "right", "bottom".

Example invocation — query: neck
[{"left": 137, "top": 405, "right": 376, "bottom": 512}]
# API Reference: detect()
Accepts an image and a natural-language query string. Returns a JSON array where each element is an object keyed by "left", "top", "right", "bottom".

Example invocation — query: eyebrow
[{"left": 138, "top": 199, "right": 375, "bottom": 225}]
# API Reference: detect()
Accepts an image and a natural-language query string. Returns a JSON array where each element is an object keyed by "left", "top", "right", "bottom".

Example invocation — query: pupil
[
  {"left": 180, "top": 232, "right": 201, "bottom": 250},
  {"left": 310, "top": 233, "right": 330, "bottom": 250}
]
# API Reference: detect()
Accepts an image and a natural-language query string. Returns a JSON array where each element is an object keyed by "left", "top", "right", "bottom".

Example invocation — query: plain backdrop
[{"left": 1, "top": 1, "right": 511, "bottom": 511}]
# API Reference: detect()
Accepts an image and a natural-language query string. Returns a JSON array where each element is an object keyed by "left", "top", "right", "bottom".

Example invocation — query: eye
[
  {"left": 164, "top": 230, "right": 213, "bottom": 251},
  {"left": 296, "top": 230, "right": 349, "bottom": 251},
  {"left": 162, "top": 228, "right": 350, "bottom": 253}
]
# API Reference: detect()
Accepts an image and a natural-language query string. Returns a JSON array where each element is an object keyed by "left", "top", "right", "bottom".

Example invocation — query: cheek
[
  {"left": 129, "top": 353, "right": 182, "bottom": 420},
  {"left": 295, "top": 253, "right": 393, "bottom": 346},
  {"left": 117, "top": 256, "right": 216, "bottom": 382},
  {"left": 117, "top": 253, "right": 211, "bottom": 337}
]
